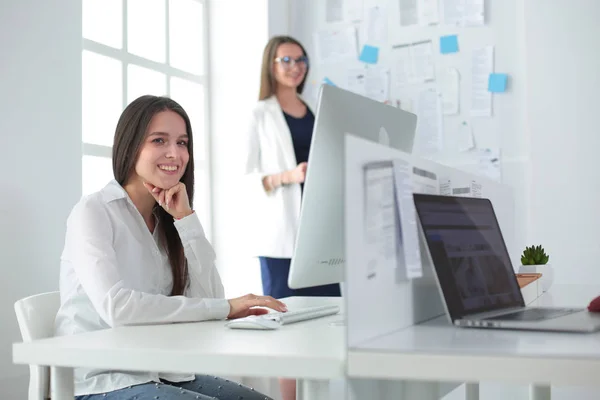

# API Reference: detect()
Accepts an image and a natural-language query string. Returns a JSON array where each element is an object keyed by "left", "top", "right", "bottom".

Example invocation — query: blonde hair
[{"left": 258, "top": 36, "right": 309, "bottom": 100}]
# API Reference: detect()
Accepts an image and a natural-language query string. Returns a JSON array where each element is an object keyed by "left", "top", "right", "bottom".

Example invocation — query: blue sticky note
[
  {"left": 359, "top": 45, "right": 379, "bottom": 64},
  {"left": 323, "top": 77, "right": 336, "bottom": 86},
  {"left": 440, "top": 35, "right": 459, "bottom": 54},
  {"left": 488, "top": 73, "right": 508, "bottom": 92}
]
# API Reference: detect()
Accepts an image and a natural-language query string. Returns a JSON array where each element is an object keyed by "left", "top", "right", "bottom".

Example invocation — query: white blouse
[{"left": 54, "top": 180, "right": 230, "bottom": 396}]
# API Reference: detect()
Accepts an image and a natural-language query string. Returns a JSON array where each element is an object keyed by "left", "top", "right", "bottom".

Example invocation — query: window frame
[{"left": 82, "top": 0, "right": 213, "bottom": 238}]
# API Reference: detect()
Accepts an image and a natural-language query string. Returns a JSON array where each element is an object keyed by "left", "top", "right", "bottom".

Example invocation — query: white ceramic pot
[{"left": 518, "top": 264, "right": 554, "bottom": 292}]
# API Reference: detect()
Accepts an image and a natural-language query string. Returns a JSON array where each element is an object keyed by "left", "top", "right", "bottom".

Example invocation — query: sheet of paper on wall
[
  {"left": 391, "top": 45, "right": 412, "bottom": 87},
  {"left": 345, "top": 0, "right": 364, "bottom": 22},
  {"left": 363, "top": 162, "right": 398, "bottom": 281},
  {"left": 415, "top": 88, "right": 444, "bottom": 155},
  {"left": 418, "top": 0, "right": 440, "bottom": 25},
  {"left": 399, "top": 0, "right": 419, "bottom": 26},
  {"left": 314, "top": 26, "right": 358, "bottom": 64},
  {"left": 411, "top": 40, "right": 436, "bottom": 82},
  {"left": 346, "top": 66, "right": 389, "bottom": 103},
  {"left": 463, "top": 0, "right": 485, "bottom": 26},
  {"left": 392, "top": 159, "right": 423, "bottom": 281},
  {"left": 363, "top": 4, "right": 388, "bottom": 45},
  {"left": 470, "top": 45, "right": 494, "bottom": 117},
  {"left": 457, "top": 121, "right": 475, "bottom": 151},
  {"left": 326, "top": 0, "right": 344, "bottom": 23},
  {"left": 392, "top": 41, "right": 435, "bottom": 87},
  {"left": 477, "top": 148, "right": 501, "bottom": 181},
  {"left": 442, "top": 0, "right": 485, "bottom": 27},
  {"left": 440, "top": 67, "right": 460, "bottom": 115}
]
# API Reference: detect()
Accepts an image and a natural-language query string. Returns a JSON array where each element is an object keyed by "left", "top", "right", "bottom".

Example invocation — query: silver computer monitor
[{"left": 288, "top": 85, "right": 418, "bottom": 289}]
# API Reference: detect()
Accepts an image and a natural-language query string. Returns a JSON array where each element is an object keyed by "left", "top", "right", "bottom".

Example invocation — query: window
[{"left": 81, "top": 0, "right": 212, "bottom": 237}]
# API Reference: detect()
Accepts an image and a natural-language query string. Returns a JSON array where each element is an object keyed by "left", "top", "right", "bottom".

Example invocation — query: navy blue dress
[{"left": 258, "top": 107, "right": 342, "bottom": 299}]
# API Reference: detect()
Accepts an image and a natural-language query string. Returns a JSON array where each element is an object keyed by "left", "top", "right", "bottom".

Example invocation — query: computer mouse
[
  {"left": 225, "top": 316, "right": 281, "bottom": 330},
  {"left": 587, "top": 295, "right": 600, "bottom": 312}
]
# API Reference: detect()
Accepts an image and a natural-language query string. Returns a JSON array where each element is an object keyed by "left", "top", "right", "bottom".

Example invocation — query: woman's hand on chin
[{"left": 143, "top": 181, "right": 194, "bottom": 219}]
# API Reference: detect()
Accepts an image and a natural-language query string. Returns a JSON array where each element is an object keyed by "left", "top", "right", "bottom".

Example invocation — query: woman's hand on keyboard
[{"left": 227, "top": 294, "right": 288, "bottom": 319}]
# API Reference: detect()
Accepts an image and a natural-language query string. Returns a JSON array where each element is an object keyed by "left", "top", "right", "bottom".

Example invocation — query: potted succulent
[{"left": 518, "top": 245, "right": 553, "bottom": 292}]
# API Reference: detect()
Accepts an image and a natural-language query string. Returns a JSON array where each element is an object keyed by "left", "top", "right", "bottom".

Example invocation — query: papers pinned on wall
[
  {"left": 346, "top": 66, "right": 390, "bottom": 103},
  {"left": 325, "top": 0, "right": 344, "bottom": 23},
  {"left": 454, "top": 148, "right": 502, "bottom": 182},
  {"left": 456, "top": 121, "right": 475, "bottom": 152},
  {"left": 442, "top": 0, "right": 485, "bottom": 27},
  {"left": 345, "top": 0, "right": 364, "bottom": 22},
  {"left": 392, "top": 40, "right": 435, "bottom": 87},
  {"left": 399, "top": 0, "right": 419, "bottom": 26},
  {"left": 325, "top": 0, "right": 369, "bottom": 23},
  {"left": 439, "top": 67, "right": 460, "bottom": 115},
  {"left": 363, "top": 4, "right": 388, "bottom": 45},
  {"left": 470, "top": 45, "right": 494, "bottom": 117},
  {"left": 314, "top": 26, "right": 358, "bottom": 64},
  {"left": 418, "top": 0, "right": 440, "bottom": 25},
  {"left": 415, "top": 88, "right": 444, "bottom": 155}
]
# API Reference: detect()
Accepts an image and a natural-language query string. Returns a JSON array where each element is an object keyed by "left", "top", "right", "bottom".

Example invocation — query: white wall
[
  {"left": 207, "top": 0, "right": 269, "bottom": 299},
  {"left": 526, "top": 0, "right": 600, "bottom": 284},
  {"left": 0, "top": 0, "right": 82, "bottom": 398}
]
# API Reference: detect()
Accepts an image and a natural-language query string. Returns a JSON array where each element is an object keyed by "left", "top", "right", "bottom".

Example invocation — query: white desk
[
  {"left": 13, "top": 296, "right": 345, "bottom": 400},
  {"left": 347, "top": 284, "right": 600, "bottom": 400}
]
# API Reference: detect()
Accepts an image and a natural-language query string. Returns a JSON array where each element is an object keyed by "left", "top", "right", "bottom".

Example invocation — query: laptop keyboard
[{"left": 484, "top": 307, "right": 579, "bottom": 322}]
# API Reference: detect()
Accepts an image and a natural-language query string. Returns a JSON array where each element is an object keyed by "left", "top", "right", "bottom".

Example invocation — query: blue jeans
[{"left": 75, "top": 375, "right": 272, "bottom": 400}]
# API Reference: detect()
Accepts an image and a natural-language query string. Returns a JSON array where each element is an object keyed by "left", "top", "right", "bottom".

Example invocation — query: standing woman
[
  {"left": 241, "top": 35, "right": 341, "bottom": 399},
  {"left": 242, "top": 36, "right": 341, "bottom": 300}
]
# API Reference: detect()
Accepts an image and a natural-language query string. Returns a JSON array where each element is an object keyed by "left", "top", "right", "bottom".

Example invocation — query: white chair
[{"left": 14, "top": 291, "right": 61, "bottom": 400}]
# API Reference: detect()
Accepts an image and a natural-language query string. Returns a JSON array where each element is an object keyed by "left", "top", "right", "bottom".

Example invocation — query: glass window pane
[
  {"left": 82, "top": 155, "right": 114, "bottom": 196},
  {"left": 127, "top": 0, "right": 166, "bottom": 63},
  {"left": 82, "top": 51, "right": 123, "bottom": 147},
  {"left": 83, "top": 0, "right": 122, "bottom": 48},
  {"left": 127, "top": 64, "right": 167, "bottom": 103},
  {"left": 170, "top": 77, "right": 205, "bottom": 162},
  {"left": 169, "top": 0, "right": 204, "bottom": 74}
]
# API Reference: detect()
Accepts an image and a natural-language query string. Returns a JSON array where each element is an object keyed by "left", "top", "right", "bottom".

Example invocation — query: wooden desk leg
[
  {"left": 530, "top": 384, "right": 551, "bottom": 400},
  {"left": 296, "top": 379, "right": 329, "bottom": 400},
  {"left": 465, "top": 383, "right": 479, "bottom": 400},
  {"left": 50, "top": 366, "right": 74, "bottom": 400}
]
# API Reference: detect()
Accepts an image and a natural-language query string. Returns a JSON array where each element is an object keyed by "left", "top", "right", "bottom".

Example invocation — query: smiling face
[
  {"left": 132, "top": 110, "right": 190, "bottom": 190},
  {"left": 273, "top": 43, "right": 308, "bottom": 90}
]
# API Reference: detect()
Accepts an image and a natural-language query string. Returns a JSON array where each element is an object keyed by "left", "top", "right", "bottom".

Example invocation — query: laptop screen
[{"left": 413, "top": 194, "right": 524, "bottom": 321}]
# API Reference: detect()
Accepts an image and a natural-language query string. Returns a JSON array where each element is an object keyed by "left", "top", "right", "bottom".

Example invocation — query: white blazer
[{"left": 240, "top": 95, "right": 311, "bottom": 258}]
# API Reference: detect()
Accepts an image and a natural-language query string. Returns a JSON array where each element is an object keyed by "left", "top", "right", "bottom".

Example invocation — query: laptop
[{"left": 413, "top": 193, "right": 600, "bottom": 333}]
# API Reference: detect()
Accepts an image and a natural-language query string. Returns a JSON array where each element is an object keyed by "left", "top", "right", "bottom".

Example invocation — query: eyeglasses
[{"left": 274, "top": 55, "right": 309, "bottom": 70}]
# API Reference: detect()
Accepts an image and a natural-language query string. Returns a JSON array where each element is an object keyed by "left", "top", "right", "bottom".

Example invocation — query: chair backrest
[{"left": 14, "top": 291, "right": 61, "bottom": 400}]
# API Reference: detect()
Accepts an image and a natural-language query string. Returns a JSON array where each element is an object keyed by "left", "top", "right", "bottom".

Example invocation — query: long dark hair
[
  {"left": 259, "top": 35, "right": 309, "bottom": 100},
  {"left": 112, "top": 95, "right": 194, "bottom": 296}
]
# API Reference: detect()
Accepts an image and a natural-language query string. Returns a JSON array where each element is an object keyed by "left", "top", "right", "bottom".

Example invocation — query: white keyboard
[{"left": 225, "top": 305, "right": 340, "bottom": 330}]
